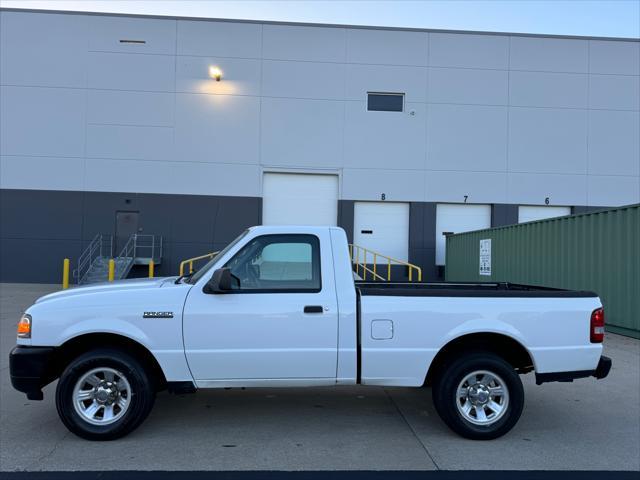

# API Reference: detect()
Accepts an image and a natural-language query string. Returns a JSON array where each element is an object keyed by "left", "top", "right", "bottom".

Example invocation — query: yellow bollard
[
  {"left": 149, "top": 260, "right": 155, "bottom": 278},
  {"left": 108, "top": 259, "right": 115, "bottom": 282},
  {"left": 62, "top": 258, "right": 70, "bottom": 289}
]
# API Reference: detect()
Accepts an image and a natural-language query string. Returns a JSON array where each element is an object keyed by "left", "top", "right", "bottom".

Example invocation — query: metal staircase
[{"left": 75, "top": 234, "right": 163, "bottom": 285}]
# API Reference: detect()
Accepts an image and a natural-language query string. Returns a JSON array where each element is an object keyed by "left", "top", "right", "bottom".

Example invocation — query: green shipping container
[{"left": 445, "top": 204, "right": 640, "bottom": 338}]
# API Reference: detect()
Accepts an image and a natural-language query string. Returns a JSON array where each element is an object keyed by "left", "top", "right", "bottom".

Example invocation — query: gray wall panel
[
  {"left": 88, "top": 15, "right": 176, "bottom": 55},
  {"left": 491, "top": 204, "right": 519, "bottom": 227},
  {"left": 213, "top": 196, "right": 262, "bottom": 244},
  {"left": 407, "top": 247, "right": 438, "bottom": 282},
  {"left": 81, "top": 192, "right": 141, "bottom": 246},
  {"left": 408, "top": 202, "right": 437, "bottom": 280},
  {"left": 1, "top": 86, "right": 86, "bottom": 158},
  {"left": 572, "top": 206, "right": 608, "bottom": 215},
  {"left": 135, "top": 194, "right": 174, "bottom": 241},
  {"left": 408, "top": 203, "right": 426, "bottom": 250},
  {"left": 177, "top": 19, "right": 262, "bottom": 58},
  {"left": 337, "top": 200, "right": 355, "bottom": 244},
  {"left": 1, "top": 11, "right": 88, "bottom": 88},
  {"left": 1, "top": 11, "right": 638, "bottom": 208},
  {"left": 0, "top": 189, "right": 84, "bottom": 240},
  {"left": 409, "top": 202, "right": 437, "bottom": 250},
  {"left": 428, "top": 33, "right": 509, "bottom": 70},
  {"left": 0, "top": 189, "right": 262, "bottom": 282},
  {"left": 165, "top": 195, "right": 218, "bottom": 244},
  {"left": 161, "top": 241, "right": 223, "bottom": 276},
  {"left": 589, "top": 40, "right": 640, "bottom": 75},
  {"left": 0, "top": 238, "right": 83, "bottom": 284}
]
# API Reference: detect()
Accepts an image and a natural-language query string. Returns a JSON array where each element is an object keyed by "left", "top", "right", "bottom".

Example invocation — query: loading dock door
[
  {"left": 518, "top": 206, "right": 571, "bottom": 223},
  {"left": 354, "top": 202, "right": 409, "bottom": 262},
  {"left": 262, "top": 173, "right": 338, "bottom": 226},
  {"left": 436, "top": 204, "right": 491, "bottom": 265}
]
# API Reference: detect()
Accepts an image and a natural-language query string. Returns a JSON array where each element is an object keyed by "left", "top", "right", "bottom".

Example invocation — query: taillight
[{"left": 590, "top": 308, "right": 605, "bottom": 343}]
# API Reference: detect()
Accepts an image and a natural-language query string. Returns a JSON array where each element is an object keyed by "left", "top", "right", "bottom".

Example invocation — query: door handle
[{"left": 304, "top": 305, "right": 323, "bottom": 314}]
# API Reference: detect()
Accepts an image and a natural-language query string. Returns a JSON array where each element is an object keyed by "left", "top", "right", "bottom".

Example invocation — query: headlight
[{"left": 17, "top": 314, "right": 31, "bottom": 339}]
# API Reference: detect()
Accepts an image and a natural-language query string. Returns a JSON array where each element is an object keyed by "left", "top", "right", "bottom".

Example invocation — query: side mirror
[{"left": 204, "top": 268, "right": 233, "bottom": 294}]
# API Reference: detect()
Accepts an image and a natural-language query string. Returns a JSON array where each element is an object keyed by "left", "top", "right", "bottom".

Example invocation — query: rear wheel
[
  {"left": 55, "top": 349, "right": 155, "bottom": 440},
  {"left": 432, "top": 352, "right": 524, "bottom": 440}
]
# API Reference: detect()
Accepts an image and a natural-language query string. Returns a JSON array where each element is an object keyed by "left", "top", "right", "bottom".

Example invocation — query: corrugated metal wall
[{"left": 445, "top": 204, "right": 640, "bottom": 338}]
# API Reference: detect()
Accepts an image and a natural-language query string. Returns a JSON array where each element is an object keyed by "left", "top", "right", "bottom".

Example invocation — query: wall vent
[{"left": 367, "top": 92, "right": 404, "bottom": 112}]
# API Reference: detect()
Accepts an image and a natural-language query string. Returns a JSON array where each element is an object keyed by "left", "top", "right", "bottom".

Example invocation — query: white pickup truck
[{"left": 10, "top": 225, "right": 611, "bottom": 441}]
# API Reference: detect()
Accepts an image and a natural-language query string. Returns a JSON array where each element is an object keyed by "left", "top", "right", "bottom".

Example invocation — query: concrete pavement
[{"left": 1, "top": 283, "right": 638, "bottom": 471}]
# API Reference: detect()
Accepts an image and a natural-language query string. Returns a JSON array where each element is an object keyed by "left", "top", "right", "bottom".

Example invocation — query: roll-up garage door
[
  {"left": 518, "top": 206, "right": 571, "bottom": 223},
  {"left": 436, "top": 204, "right": 491, "bottom": 265},
  {"left": 262, "top": 173, "right": 338, "bottom": 226},
  {"left": 354, "top": 202, "right": 409, "bottom": 262}
]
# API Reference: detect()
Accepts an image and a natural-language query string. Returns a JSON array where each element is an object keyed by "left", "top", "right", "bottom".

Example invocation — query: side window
[{"left": 224, "top": 234, "right": 321, "bottom": 292}]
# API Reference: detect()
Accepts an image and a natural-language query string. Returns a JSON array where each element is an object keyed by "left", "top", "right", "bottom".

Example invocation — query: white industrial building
[{"left": 1, "top": 8, "right": 639, "bottom": 282}]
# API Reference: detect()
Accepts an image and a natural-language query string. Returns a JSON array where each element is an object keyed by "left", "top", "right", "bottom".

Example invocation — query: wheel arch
[
  {"left": 424, "top": 332, "right": 535, "bottom": 386},
  {"left": 53, "top": 332, "right": 167, "bottom": 391}
]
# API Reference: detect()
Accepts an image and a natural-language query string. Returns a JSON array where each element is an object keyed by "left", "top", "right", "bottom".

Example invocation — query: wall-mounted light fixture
[{"left": 209, "top": 66, "right": 222, "bottom": 82}]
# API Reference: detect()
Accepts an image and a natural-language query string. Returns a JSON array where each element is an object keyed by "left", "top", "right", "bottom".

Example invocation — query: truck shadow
[{"left": 142, "top": 385, "right": 450, "bottom": 438}]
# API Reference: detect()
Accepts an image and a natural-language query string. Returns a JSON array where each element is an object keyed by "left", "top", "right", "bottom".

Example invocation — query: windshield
[{"left": 186, "top": 229, "right": 250, "bottom": 284}]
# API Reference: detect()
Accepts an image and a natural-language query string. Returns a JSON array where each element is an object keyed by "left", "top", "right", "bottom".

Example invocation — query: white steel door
[
  {"left": 518, "top": 206, "right": 571, "bottom": 223},
  {"left": 354, "top": 202, "right": 409, "bottom": 262},
  {"left": 262, "top": 173, "right": 338, "bottom": 226},
  {"left": 435, "top": 204, "right": 491, "bottom": 265}
]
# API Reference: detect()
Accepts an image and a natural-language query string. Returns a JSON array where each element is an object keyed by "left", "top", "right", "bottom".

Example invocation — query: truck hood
[{"left": 35, "top": 276, "right": 181, "bottom": 304}]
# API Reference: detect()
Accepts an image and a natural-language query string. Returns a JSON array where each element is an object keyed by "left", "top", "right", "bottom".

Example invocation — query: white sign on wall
[{"left": 479, "top": 239, "right": 492, "bottom": 276}]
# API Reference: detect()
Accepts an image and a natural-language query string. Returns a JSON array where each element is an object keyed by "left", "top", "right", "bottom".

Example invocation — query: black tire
[
  {"left": 55, "top": 348, "right": 156, "bottom": 441},
  {"left": 432, "top": 352, "right": 524, "bottom": 440}
]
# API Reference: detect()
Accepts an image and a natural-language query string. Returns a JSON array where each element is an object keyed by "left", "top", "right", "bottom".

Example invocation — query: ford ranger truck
[{"left": 10, "top": 226, "right": 612, "bottom": 441}]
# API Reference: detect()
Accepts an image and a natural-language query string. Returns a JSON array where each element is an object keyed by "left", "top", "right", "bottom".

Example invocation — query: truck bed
[{"left": 356, "top": 281, "right": 598, "bottom": 298}]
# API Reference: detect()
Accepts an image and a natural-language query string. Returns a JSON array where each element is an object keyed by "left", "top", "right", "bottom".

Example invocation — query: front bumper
[
  {"left": 535, "top": 355, "right": 612, "bottom": 385},
  {"left": 9, "top": 346, "right": 57, "bottom": 400}
]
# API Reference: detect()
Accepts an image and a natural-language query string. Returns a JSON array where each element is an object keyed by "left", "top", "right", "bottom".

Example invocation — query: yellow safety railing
[
  {"left": 349, "top": 244, "right": 422, "bottom": 282},
  {"left": 179, "top": 251, "right": 220, "bottom": 276}
]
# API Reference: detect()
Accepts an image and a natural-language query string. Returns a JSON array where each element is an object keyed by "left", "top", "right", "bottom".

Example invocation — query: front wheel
[
  {"left": 55, "top": 349, "right": 156, "bottom": 440},
  {"left": 432, "top": 352, "right": 524, "bottom": 440}
]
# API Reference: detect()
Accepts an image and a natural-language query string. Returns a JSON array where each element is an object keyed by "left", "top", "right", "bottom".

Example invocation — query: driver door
[{"left": 182, "top": 232, "right": 339, "bottom": 384}]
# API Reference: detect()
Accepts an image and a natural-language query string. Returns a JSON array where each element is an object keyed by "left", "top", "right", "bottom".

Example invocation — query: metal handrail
[
  {"left": 73, "top": 234, "right": 164, "bottom": 284},
  {"left": 349, "top": 244, "right": 422, "bottom": 282},
  {"left": 75, "top": 234, "right": 113, "bottom": 284},
  {"left": 116, "top": 234, "right": 136, "bottom": 261},
  {"left": 130, "top": 234, "right": 163, "bottom": 261},
  {"left": 179, "top": 251, "right": 220, "bottom": 276},
  {"left": 76, "top": 234, "right": 101, "bottom": 277}
]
